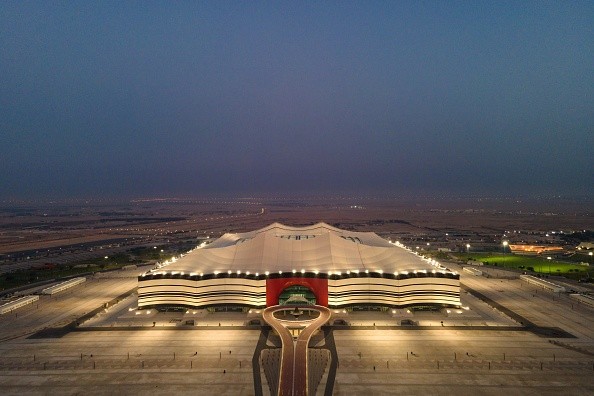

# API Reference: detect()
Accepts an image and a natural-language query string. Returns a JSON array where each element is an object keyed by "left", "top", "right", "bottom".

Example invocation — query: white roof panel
[{"left": 152, "top": 222, "right": 438, "bottom": 275}]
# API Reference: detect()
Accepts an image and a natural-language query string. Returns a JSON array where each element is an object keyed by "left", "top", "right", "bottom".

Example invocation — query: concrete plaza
[{"left": 0, "top": 266, "right": 593, "bottom": 395}]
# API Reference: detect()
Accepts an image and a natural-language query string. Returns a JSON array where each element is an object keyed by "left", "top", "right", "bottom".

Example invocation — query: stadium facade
[{"left": 138, "top": 223, "right": 460, "bottom": 309}]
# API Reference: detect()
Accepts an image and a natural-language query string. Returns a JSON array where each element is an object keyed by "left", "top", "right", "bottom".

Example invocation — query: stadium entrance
[
  {"left": 265, "top": 277, "right": 329, "bottom": 307},
  {"left": 279, "top": 285, "right": 316, "bottom": 305}
]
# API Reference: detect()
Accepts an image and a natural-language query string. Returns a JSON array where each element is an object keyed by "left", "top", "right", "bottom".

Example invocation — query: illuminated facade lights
[{"left": 138, "top": 222, "right": 460, "bottom": 309}]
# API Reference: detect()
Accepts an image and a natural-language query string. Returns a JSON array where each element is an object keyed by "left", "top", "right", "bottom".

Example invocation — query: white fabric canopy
[{"left": 156, "top": 222, "right": 437, "bottom": 275}]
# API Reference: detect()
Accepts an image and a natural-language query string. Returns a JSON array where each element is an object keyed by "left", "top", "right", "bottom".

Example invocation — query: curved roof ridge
[
  {"left": 311, "top": 222, "right": 342, "bottom": 232},
  {"left": 255, "top": 222, "right": 342, "bottom": 233}
]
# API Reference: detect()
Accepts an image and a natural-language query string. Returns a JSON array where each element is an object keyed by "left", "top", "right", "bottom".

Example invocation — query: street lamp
[
  {"left": 502, "top": 241, "right": 509, "bottom": 268},
  {"left": 547, "top": 256, "right": 552, "bottom": 275},
  {"left": 466, "top": 244, "right": 470, "bottom": 253}
]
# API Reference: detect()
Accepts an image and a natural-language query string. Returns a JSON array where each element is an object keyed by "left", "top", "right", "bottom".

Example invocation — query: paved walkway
[{"left": 262, "top": 305, "right": 330, "bottom": 396}]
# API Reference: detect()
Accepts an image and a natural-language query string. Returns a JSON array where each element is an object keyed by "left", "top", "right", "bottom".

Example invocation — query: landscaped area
[
  {"left": 453, "top": 252, "right": 591, "bottom": 278},
  {"left": 0, "top": 254, "right": 137, "bottom": 291}
]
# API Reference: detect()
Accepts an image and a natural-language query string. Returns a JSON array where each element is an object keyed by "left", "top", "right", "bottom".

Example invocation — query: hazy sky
[{"left": 1, "top": 1, "right": 592, "bottom": 199}]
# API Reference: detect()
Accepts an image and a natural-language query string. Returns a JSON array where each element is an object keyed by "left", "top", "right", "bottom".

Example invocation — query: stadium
[{"left": 137, "top": 223, "right": 460, "bottom": 309}]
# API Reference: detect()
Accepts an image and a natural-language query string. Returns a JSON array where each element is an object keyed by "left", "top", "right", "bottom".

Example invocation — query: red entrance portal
[{"left": 266, "top": 277, "right": 328, "bottom": 307}]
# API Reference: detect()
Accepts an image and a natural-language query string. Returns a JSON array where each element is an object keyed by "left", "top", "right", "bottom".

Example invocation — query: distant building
[
  {"left": 138, "top": 223, "right": 460, "bottom": 309},
  {"left": 577, "top": 242, "right": 594, "bottom": 250},
  {"left": 509, "top": 244, "right": 564, "bottom": 255}
]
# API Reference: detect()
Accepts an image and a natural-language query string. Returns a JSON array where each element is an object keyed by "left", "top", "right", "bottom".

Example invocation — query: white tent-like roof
[{"left": 150, "top": 222, "right": 443, "bottom": 276}]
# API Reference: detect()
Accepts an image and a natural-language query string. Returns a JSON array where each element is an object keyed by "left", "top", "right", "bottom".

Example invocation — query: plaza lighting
[{"left": 466, "top": 244, "right": 470, "bottom": 253}]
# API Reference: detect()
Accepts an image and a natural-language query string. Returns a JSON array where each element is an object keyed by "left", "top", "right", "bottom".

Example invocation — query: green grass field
[{"left": 453, "top": 252, "right": 591, "bottom": 276}]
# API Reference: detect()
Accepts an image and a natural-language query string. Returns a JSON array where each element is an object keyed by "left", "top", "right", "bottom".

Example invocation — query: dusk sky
[{"left": 1, "top": 1, "right": 592, "bottom": 199}]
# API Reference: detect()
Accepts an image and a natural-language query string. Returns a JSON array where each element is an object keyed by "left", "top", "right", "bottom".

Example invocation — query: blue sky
[{"left": 1, "top": 1, "right": 592, "bottom": 198}]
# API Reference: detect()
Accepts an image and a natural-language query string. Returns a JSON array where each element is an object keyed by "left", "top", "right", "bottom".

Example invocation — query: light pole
[
  {"left": 502, "top": 241, "right": 508, "bottom": 267},
  {"left": 466, "top": 244, "right": 470, "bottom": 254},
  {"left": 547, "top": 256, "right": 552, "bottom": 275}
]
